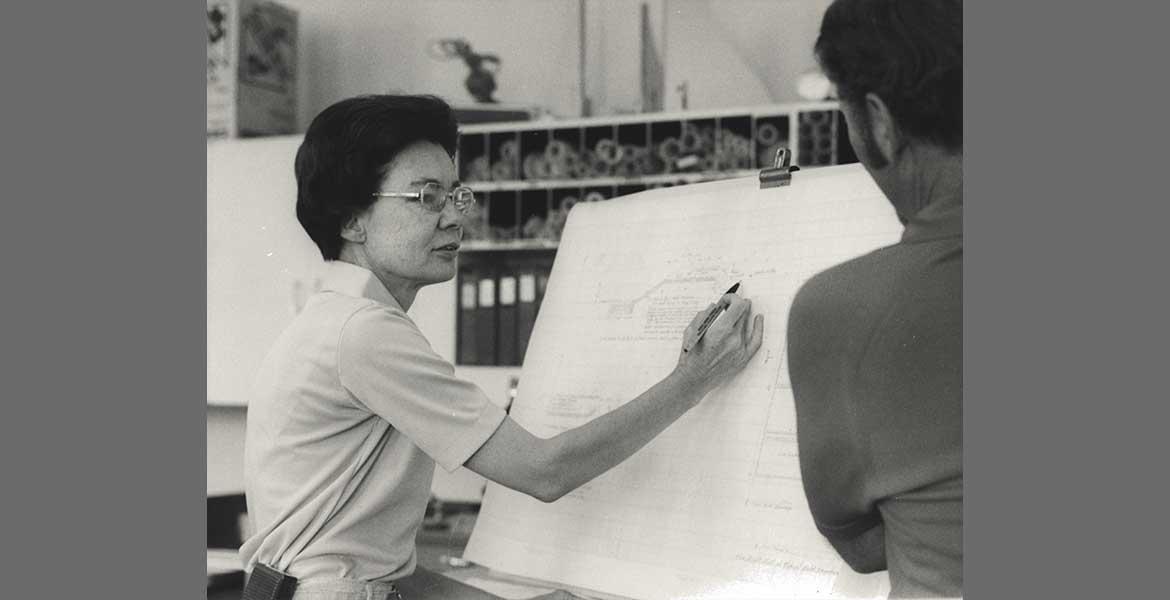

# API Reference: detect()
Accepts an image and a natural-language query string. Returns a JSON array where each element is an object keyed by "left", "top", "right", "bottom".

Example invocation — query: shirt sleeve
[
  {"left": 787, "top": 274, "right": 884, "bottom": 542},
  {"left": 336, "top": 304, "right": 507, "bottom": 472}
]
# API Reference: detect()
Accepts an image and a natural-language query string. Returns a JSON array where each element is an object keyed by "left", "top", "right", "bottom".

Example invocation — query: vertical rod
[{"left": 579, "top": 0, "right": 590, "bottom": 116}]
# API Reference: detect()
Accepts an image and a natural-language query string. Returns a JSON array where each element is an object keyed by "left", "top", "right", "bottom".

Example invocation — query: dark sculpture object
[{"left": 430, "top": 38, "right": 501, "bottom": 103}]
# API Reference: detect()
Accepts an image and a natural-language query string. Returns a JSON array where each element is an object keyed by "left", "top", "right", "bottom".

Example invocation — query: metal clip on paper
[{"left": 758, "top": 148, "right": 800, "bottom": 189}]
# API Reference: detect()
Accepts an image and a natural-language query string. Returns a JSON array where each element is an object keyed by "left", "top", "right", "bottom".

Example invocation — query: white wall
[
  {"left": 581, "top": 0, "right": 666, "bottom": 116},
  {"left": 663, "top": 0, "right": 834, "bottom": 111},
  {"left": 272, "top": 0, "right": 832, "bottom": 127},
  {"left": 208, "top": 405, "right": 248, "bottom": 496},
  {"left": 279, "top": 0, "right": 585, "bottom": 126}
]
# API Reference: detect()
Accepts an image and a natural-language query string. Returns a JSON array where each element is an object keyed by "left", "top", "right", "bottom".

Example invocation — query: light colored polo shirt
[{"left": 239, "top": 261, "right": 507, "bottom": 582}]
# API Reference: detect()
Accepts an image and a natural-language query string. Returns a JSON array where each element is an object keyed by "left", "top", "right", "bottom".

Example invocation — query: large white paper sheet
[{"left": 463, "top": 164, "right": 902, "bottom": 599}]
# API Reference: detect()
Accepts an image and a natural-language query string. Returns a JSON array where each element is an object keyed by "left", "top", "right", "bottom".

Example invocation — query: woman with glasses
[{"left": 239, "top": 95, "right": 764, "bottom": 600}]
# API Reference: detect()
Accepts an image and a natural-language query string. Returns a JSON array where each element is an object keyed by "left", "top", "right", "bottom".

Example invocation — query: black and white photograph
[{"left": 206, "top": 1, "right": 962, "bottom": 598}]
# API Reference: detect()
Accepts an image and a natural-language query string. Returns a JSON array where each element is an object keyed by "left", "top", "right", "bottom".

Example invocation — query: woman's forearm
[{"left": 539, "top": 368, "right": 706, "bottom": 500}]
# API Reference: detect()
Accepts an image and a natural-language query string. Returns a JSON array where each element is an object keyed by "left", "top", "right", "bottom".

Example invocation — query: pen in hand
[{"left": 682, "top": 282, "right": 741, "bottom": 353}]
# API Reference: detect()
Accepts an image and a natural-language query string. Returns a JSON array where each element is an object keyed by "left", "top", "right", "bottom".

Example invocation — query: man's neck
[{"left": 888, "top": 145, "right": 963, "bottom": 222}]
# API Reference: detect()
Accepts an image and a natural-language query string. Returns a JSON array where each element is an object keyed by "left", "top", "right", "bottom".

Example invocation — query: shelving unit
[
  {"left": 455, "top": 101, "right": 854, "bottom": 248},
  {"left": 451, "top": 101, "right": 857, "bottom": 365}
]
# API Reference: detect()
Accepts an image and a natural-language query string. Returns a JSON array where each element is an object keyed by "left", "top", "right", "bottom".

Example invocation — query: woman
[{"left": 240, "top": 94, "right": 764, "bottom": 600}]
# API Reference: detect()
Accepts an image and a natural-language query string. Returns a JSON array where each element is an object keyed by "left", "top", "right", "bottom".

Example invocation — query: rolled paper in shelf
[
  {"left": 680, "top": 128, "right": 702, "bottom": 153},
  {"left": 560, "top": 195, "right": 579, "bottom": 212},
  {"left": 545, "top": 208, "right": 568, "bottom": 240},
  {"left": 570, "top": 157, "right": 589, "bottom": 179},
  {"left": 639, "top": 153, "right": 659, "bottom": 175},
  {"left": 465, "top": 156, "right": 491, "bottom": 181},
  {"left": 755, "top": 123, "right": 781, "bottom": 146},
  {"left": 491, "top": 160, "right": 515, "bottom": 181},
  {"left": 595, "top": 139, "right": 623, "bottom": 165},
  {"left": 675, "top": 154, "right": 701, "bottom": 171},
  {"left": 493, "top": 225, "right": 520, "bottom": 241},
  {"left": 657, "top": 137, "right": 681, "bottom": 161},
  {"left": 548, "top": 158, "right": 569, "bottom": 179},
  {"left": 620, "top": 144, "right": 643, "bottom": 164},
  {"left": 583, "top": 191, "right": 607, "bottom": 203},
  {"left": 587, "top": 151, "right": 610, "bottom": 177},
  {"left": 802, "top": 110, "right": 829, "bottom": 125},
  {"left": 499, "top": 139, "right": 519, "bottom": 161},
  {"left": 522, "top": 154, "right": 541, "bottom": 179},
  {"left": 545, "top": 140, "right": 572, "bottom": 162},
  {"left": 522, "top": 214, "right": 546, "bottom": 239},
  {"left": 732, "top": 133, "right": 751, "bottom": 149},
  {"left": 698, "top": 126, "right": 715, "bottom": 149}
]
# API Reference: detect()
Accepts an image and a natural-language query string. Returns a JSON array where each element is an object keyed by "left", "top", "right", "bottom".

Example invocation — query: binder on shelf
[
  {"left": 475, "top": 267, "right": 498, "bottom": 365},
  {"left": 516, "top": 269, "right": 538, "bottom": 364},
  {"left": 497, "top": 271, "right": 519, "bottom": 366},
  {"left": 458, "top": 266, "right": 479, "bottom": 365},
  {"left": 535, "top": 261, "right": 551, "bottom": 308}
]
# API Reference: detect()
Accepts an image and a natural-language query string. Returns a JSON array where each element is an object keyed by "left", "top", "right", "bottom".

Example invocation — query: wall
[
  {"left": 662, "top": 0, "right": 834, "bottom": 111},
  {"left": 208, "top": 405, "right": 248, "bottom": 496},
  {"left": 278, "top": 0, "right": 585, "bottom": 126},
  {"left": 582, "top": 0, "right": 666, "bottom": 116},
  {"left": 270, "top": 0, "right": 832, "bottom": 127}
]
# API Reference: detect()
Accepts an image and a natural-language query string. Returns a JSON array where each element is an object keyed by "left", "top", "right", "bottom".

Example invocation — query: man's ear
[
  {"left": 339, "top": 213, "right": 367, "bottom": 243},
  {"left": 864, "top": 92, "right": 903, "bottom": 163}
]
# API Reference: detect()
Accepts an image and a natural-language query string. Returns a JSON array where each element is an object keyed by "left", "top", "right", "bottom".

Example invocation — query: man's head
[
  {"left": 815, "top": 0, "right": 961, "bottom": 200},
  {"left": 295, "top": 94, "right": 459, "bottom": 261}
]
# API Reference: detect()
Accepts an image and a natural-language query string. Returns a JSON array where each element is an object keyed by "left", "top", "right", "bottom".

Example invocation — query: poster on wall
[{"left": 206, "top": 0, "right": 298, "bottom": 137}]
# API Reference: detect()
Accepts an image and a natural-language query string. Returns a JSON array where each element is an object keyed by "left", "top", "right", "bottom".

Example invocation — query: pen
[{"left": 683, "top": 282, "right": 741, "bottom": 353}]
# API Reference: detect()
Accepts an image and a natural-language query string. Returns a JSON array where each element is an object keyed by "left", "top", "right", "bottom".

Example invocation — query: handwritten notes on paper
[{"left": 463, "top": 164, "right": 902, "bottom": 599}]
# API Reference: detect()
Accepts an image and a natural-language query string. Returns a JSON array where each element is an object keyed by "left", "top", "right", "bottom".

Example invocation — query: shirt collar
[
  {"left": 901, "top": 192, "right": 962, "bottom": 244},
  {"left": 319, "top": 261, "right": 404, "bottom": 311}
]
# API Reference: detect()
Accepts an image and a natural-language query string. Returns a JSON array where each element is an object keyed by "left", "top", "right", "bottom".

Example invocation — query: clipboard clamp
[{"left": 758, "top": 148, "right": 800, "bottom": 189}]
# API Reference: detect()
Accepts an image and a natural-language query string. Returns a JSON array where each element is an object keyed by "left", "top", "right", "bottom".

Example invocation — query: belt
[
  {"left": 242, "top": 564, "right": 403, "bottom": 600},
  {"left": 242, "top": 563, "right": 297, "bottom": 600}
]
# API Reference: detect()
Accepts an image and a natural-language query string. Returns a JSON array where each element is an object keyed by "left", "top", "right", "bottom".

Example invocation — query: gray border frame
[
  {"left": 966, "top": 2, "right": 1167, "bottom": 598},
  {"left": 5, "top": 2, "right": 207, "bottom": 596},
  {"left": 6, "top": 1, "right": 1165, "bottom": 597}
]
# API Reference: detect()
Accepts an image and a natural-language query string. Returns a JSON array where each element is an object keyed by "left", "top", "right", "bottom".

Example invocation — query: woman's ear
[{"left": 340, "top": 213, "right": 367, "bottom": 243}]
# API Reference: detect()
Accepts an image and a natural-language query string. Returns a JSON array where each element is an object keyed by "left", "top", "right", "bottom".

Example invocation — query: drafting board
[{"left": 463, "top": 163, "right": 902, "bottom": 599}]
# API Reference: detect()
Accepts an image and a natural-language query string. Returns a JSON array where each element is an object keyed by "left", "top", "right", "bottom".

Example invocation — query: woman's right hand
[{"left": 674, "top": 293, "right": 764, "bottom": 398}]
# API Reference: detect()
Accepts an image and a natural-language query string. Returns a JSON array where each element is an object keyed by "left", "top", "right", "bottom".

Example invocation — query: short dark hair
[
  {"left": 815, "top": 0, "right": 962, "bottom": 151},
  {"left": 295, "top": 94, "right": 459, "bottom": 260}
]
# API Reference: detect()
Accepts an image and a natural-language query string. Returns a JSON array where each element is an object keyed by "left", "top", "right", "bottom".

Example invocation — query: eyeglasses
[{"left": 372, "top": 182, "right": 477, "bottom": 214}]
